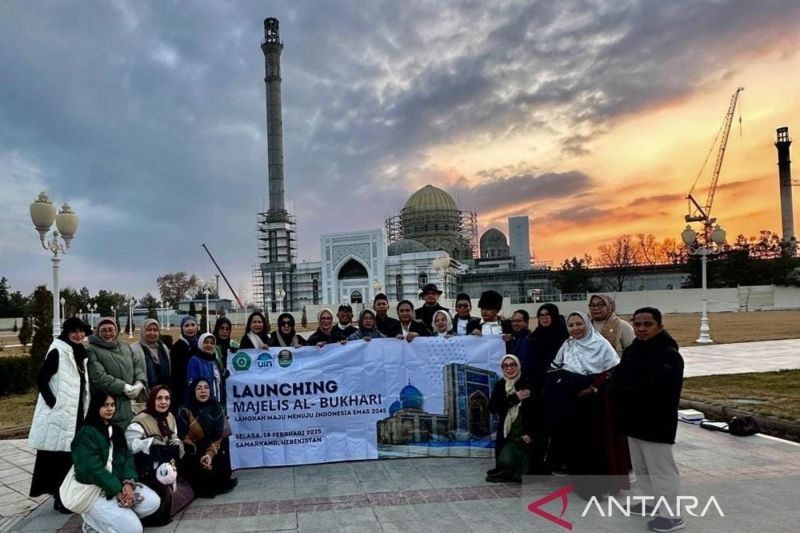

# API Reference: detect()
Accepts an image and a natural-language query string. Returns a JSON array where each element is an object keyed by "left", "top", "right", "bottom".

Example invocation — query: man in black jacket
[
  {"left": 449, "top": 293, "right": 481, "bottom": 335},
  {"left": 613, "top": 307, "right": 685, "bottom": 533},
  {"left": 373, "top": 293, "right": 400, "bottom": 336},
  {"left": 415, "top": 284, "right": 449, "bottom": 329}
]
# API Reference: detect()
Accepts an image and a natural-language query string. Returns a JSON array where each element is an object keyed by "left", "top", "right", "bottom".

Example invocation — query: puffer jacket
[{"left": 87, "top": 335, "right": 146, "bottom": 428}]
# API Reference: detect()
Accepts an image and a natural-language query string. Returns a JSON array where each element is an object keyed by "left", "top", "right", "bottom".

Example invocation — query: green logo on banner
[
  {"left": 232, "top": 352, "right": 251, "bottom": 371},
  {"left": 278, "top": 349, "right": 293, "bottom": 368}
]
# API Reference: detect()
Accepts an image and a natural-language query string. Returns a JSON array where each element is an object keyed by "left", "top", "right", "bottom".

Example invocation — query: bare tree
[
  {"left": 157, "top": 272, "right": 199, "bottom": 309},
  {"left": 597, "top": 234, "right": 643, "bottom": 291}
]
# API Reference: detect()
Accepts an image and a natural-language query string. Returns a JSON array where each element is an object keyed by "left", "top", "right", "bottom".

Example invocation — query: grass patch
[
  {"left": 0, "top": 389, "right": 37, "bottom": 432},
  {"left": 682, "top": 369, "right": 800, "bottom": 422}
]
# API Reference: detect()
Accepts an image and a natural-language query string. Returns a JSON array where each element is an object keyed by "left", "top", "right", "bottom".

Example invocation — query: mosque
[
  {"left": 252, "top": 18, "right": 685, "bottom": 313},
  {"left": 376, "top": 363, "right": 499, "bottom": 446}
]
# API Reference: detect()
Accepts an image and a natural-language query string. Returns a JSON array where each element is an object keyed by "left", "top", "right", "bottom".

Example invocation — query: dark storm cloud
[
  {"left": 1, "top": 0, "right": 797, "bottom": 296},
  {"left": 450, "top": 171, "right": 593, "bottom": 213}
]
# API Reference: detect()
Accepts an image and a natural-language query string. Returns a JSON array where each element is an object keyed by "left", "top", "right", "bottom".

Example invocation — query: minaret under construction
[
  {"left": 255, "top": 17, "right": 296, "bottom": 313},
  {"left": 776, "top": 127, "right": 796, "bottom": 254}
]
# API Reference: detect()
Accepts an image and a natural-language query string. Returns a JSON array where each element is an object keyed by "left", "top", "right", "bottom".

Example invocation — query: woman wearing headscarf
[
  {"left": 525, "top": 304, "right": 569, "bottom": 387},
  {"left": 70, "top": 391, "right": 160, "bottom": 532},
  {"left": 185, "top": 333, "right": 221, "bottom": 403},
  {"left": 588, "top": 294, "right": 635, "bottom": 356},
  {"left": 238, "top": 311, "right": 270, "bottom": 350},
  {"left": 347, "top": 309, "right": 385, "bottom": 341},
  {"left": 212, "top": 317, "right": 237, "bottom": 409},
  {"left": 546, "top": 311, "right": 627, "bottom": 497},
  {"left": 269, "top": 313, "right": 307, "bottom": 347},
  {"left": 131, "top": 318, "right": 171, "bottom": 389},
  {"left": 431, "top": 309, "right": 452, "bottom": 337},
  {"left": 29, "top": 317, "right": 92, "bottom": 513},
  {"left": 125, "top": 385, "right": 194, "bottom": 526},
  {"left": 307, "top": 308, "right": 347, "bottom": 347},
  {"left": 177, "top": 378, "right": 237, "bottom": 498},
  {"left": 486, "top": 354, "right": 535, "bottom": 483},
  {"left": 87, "top": 317, "right": 147, "bottom": 429},
  {"left": 170, "top": 316, "right": 201, "bottom": 412}
]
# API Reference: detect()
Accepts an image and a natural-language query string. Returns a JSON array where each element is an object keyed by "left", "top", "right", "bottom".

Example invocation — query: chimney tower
[
  {"left": 776, "top": 127, "right": 796, "bottom": 253},
  {"left": 254, "top": 17, "right": 296, "bottom": 313}
]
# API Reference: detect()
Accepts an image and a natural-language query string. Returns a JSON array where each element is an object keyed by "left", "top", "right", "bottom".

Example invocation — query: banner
[{"left": 226, "top": 335, "right": 506, "bottom": 468}]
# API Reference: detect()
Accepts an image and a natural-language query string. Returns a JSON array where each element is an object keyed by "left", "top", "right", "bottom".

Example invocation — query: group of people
[
  {"left": 27, "top": 286, "right": 685, "bottom": 533},
  {"left": 487, "top": 294, "right": 685, "bottom": 533},
  {"left": 28, "top": 315, "right": 239, "bottom": 531}
]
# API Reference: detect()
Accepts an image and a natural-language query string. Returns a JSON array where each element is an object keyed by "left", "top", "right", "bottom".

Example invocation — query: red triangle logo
[{"left": 527, "top": 484, "right": 573, "bottom": 530}]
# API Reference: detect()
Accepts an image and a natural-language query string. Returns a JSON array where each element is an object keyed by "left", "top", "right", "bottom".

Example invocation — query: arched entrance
[{"left": 350, "top": 290, "right": 363, "bottom": 304}]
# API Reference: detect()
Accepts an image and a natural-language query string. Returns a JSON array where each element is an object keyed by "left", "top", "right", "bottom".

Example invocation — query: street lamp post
[
  {"left": 276, "top": 288, "right": 286, "bottom": 314},
  {"left": 111, "top": 305, "right": 117, "bottom": 329},
  {"left": 372, "top": 279, "right": 383, "bottom": 302},
  {"left": 128, "top": 296, "right": 136, "bottom": 338},
  {"left": 197, "top": 280, "right": 212, "bottom": 333},
  {"left": 89, "top": 303, "right": 97, "bottom": 329},
  {"left": 60, "top": 297, "right": 66, "bottom": 321},
  {"left": 681, "top": 223, "right": 727, "bottom": 344},
  {"left": 29, "top": 193, "right": 79, "bottom": 337}
]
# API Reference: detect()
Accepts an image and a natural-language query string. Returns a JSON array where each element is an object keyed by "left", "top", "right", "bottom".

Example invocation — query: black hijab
[
  {"left": 213, "top": 317, "right": 233, "bottom": 356},
  {"left": 274, "top": 313, "right": 299, "bottom": 346},
  {"left": 186, "top": 378, "right": 225, "bottom": 442},
  {"left": 529, "top": 303, "right": 569, "bottom": 361}
]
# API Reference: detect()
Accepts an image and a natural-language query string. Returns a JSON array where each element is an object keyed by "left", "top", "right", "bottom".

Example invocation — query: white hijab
[
  {"left": 431, "top": 309, "right": 451, "bottom": 337},
  {"left": 553, "top": 311, "right": 619, "bottom": 375},
  {"left": 501, "top": 354, "right": 522, "bottom": 438}
]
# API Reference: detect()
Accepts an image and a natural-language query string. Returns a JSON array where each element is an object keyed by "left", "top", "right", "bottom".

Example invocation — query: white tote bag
[{"left": 59, "top": 443, "right": 114, "bottom": 514}]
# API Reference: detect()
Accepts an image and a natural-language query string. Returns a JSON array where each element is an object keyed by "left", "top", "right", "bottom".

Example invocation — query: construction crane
[{"left": 685, "top": 87, "right": 744, "bottom": 232}]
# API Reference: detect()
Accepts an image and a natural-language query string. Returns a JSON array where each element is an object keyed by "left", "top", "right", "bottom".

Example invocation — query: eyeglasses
[
  {"left": 280, "top": 320, "right": 292, "bottom": 326},
  {"left": 588, "top": 302, "right": 607, "bottom": 309},
  {"left": 501, "top": 362, "right": 518, "bottom": 368}
]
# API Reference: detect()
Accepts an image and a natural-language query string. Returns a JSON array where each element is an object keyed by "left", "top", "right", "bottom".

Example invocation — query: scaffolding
[
  {"left": 253, "top": 210, "right": 297, "bottom": 312},
  {"left": 383, "top": 208, "right": 477, "bottom": 259}
]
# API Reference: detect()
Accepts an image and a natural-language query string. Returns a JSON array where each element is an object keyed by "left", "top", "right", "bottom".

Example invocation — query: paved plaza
[{"left": 2, "top": 339, "right": 799, "bottom": 532}]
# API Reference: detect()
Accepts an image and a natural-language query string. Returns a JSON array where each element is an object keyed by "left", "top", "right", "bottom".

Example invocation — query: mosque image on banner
[{"left": 377, "top": 363, "right": 499, "bottom": 457}]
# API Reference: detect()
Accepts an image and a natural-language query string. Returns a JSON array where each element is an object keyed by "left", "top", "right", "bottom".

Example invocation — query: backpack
[{"left": 728, "top": 416, "right": 760, "bottom": 436}]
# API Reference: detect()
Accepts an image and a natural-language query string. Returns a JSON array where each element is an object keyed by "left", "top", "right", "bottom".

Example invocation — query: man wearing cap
[
  {"left": 373, "top": 293, "right": 400, "bottom": 336},
  {"left": 336, "top": 304, "right": 357, "bottom": 338},
  {"left": 415, "top": 283, "right": 450, "bottom": 330},
  {"left": 449, "top": 293, "right": 481, "bottom": 336},
  {"left": 473, "top": 290, "right": 513, "bottom": 337}
]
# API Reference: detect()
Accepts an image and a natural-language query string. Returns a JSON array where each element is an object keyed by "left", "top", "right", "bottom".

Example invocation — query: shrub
[{"left": 0, "top": 357, "right": 32, "bottom": 395}]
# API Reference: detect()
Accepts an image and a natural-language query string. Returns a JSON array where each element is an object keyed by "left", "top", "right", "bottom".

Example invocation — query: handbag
[{"left": 59, "top": 444, "right": 113, "bottom": 514}]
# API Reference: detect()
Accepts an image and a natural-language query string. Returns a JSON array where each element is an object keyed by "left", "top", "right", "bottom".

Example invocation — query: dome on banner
[
  {"left": 399, "top": 382, "right": 424, "bottom": 411},
  {"left": 388, "top": 399, "right": 403, "bottom": 416}
]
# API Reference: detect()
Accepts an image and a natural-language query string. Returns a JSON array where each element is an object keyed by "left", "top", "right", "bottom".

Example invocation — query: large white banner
[{"left": 226, "top": 335, "right": 506, "bottom": 468}]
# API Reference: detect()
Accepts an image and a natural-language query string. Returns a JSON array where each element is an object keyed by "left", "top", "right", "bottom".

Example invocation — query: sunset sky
[{"left": 1, "top": 0, "right": 799, "bottom": 299}]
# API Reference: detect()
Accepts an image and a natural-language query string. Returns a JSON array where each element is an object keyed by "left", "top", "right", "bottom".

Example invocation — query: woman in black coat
[
  {"left": 526, "top": 303, "right": 569, "bottom": 388},
  {"left": 238, "top": 312, "right": 270, "bottom": 350},
  {"left": 487, "top": 354, "right": 536, "bottom": 483}
]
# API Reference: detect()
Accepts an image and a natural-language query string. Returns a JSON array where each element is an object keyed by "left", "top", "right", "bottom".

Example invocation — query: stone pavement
[{"left": 1, "top": 338, "right": 798, "bottom": 532}]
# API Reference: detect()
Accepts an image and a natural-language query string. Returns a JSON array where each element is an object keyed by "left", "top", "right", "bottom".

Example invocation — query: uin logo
[
  {"left": 528, "top": 484, "right": 573, "bottom": 531},
  {"left": 231, "top": 352, "right": 251, "bottom": 372},
  {"left": 256, "top": 352, "right": 274, "bottom": 369}
]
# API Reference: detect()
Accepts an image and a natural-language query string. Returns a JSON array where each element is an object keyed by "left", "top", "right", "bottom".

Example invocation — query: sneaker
[
  {"left": 634, "top": 504, "right": 657, "bottom": 517},
  {"left": 648, "top": 516, "right": 686, "bottom": 532}
]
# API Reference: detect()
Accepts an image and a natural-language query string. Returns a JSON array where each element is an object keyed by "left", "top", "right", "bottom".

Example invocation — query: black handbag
[{"left": 135, "top": 444, "right": 181, "bottom": 480}]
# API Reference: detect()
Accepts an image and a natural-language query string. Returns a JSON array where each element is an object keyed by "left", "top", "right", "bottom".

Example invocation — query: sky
[{"left": 1, "top": 0, "right": 799, "bottom": 302}]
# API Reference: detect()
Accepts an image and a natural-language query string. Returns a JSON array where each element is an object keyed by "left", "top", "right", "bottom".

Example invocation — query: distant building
[{"left": 508, "top": 216, "right": 532, "bottom": 269}]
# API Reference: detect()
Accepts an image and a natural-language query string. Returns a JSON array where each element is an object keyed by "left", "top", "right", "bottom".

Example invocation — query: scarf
[
  {"left": 356, "top": 310, "right": 381, "bottom": 338},
  {"left": 502, "top": 354, "right": 521, "bottom": 438},
  {"left": 247, "top": 331, "right": 269, "bottom": 349},
  {"left": 529, "top": 304, "right": 569, "bottom": 366},
  {"left": 276, "top": 313, "right": 301, "bottom": 347},
  {"left": 187, "top": 379, "right": 225, "bottom": 443},
  {"left": 213, "top": 317, "right": 233, "bottom": 356},
  {"left": 58, "top": 319, "right": 88, "bottom": 365},
  {"left": 198, "top": 332, "right": 217, "bottom": 361},
  {"left": 432, "top": 309, "right": 451, "bottom": 336},
  {"left": 554, "top": 312, "right": 620, "bottom": 375},
  {"left": 139, "top": 318, "right": 162, "bottom": 363},
  {"left": 590, "top": 294, "right": 623, "bottom": 349},
  {"left": 143, "top": 385, "right": 173, "bottom": 437},
  {"left": 180, "top": 316, "right": 199, "bottom": 352}
]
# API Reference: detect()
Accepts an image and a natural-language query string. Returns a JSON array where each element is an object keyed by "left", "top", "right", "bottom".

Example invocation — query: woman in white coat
[{"left": 28, "top": 317, "right": 92, "bottom": 513}]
